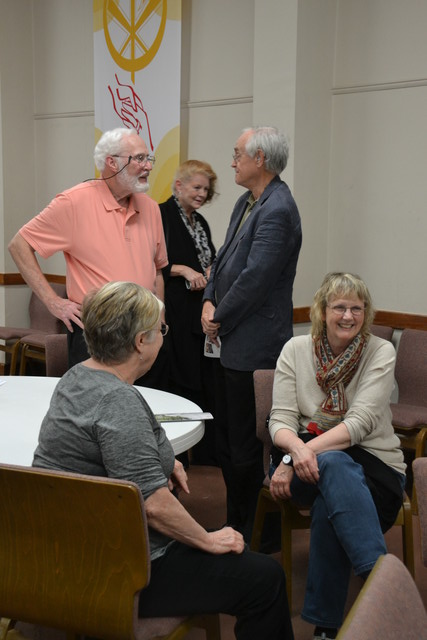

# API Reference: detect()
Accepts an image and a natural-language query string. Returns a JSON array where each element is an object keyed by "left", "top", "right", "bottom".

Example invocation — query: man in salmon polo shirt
[{"left": 8, "top": 128, "right": 169, "bottom": 387}]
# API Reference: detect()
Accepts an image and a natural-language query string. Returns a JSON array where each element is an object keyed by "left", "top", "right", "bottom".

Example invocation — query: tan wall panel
[
  {"left": 33, "top": 0, "right": 93, "bottom": 115},
  {"left": 329, "top": 86, "right": 427, "bottom": 313},
  {"left": 34, "top": 117, "right": 95, "bottom": 211},
  {"left": 293, "top": 0, "right": 336, "bottom": 305},
  {"left": 185, "top": 102, "right": 253, "bottom": 249},
  {"left": 183, "top": 0, "right": 254, "bottom": 104},
  {"left": 335, "top": 0, "right": 427, "bottom": 87}
]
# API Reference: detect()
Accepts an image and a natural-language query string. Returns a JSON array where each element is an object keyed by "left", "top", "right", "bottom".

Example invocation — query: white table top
[{"left": 0, "top": 376, "right": 205, "bottom": 464}]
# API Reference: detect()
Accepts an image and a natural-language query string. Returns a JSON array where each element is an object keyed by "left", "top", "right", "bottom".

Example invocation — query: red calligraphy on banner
[{"left": 108, "top": 74, "right": 154, "bottom": 150}]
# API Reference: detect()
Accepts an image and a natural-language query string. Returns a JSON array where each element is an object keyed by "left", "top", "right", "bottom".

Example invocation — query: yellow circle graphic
[{"left": 103, "top": 0, "right": 167, "bottom": 76}]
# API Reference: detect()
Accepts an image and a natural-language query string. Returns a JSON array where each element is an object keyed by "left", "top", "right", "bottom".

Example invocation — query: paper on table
[{"left": 155, "top": 412, "right": 213, "bottom": 422}]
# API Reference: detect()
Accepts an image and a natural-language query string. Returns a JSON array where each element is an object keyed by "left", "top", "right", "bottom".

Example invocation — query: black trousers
[
  {"left": 139, "top": 542, "right": 294, "bottom": 640},
  {"left": 66, "top": 323, "right": 170, "bottom": 391},
  {"left": 167, "top": 354, "right": 219, "bottom": 466},
  {"left": 213, "top": 362, "right": 265, "bottom": 542}
]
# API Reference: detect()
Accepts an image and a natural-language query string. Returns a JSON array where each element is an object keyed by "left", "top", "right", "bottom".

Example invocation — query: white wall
[
  {"left": 181, "top": 0, "right": 256, "bottom": 246},
  {"left": 328, "top": 0, "right": 427, "bottom": 314},
  {"left": 0, "top": 0, "right": 36, "bottom": 324},
  {"left": 293, "top": 0, "right": 337, "bottom": 305},
  {"left": 33, "top": 0, "right": 94, "bottom": 277},
  {"left": 1, "top": 0, "right": 427, "bottom": 330}
]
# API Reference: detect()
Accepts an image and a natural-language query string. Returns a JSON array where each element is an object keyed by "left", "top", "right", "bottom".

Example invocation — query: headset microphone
[{"left": 83, "top": 155, "right": 132, "bottom": 183}]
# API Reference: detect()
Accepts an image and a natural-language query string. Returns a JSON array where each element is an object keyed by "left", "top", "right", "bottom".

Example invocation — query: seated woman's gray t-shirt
[{"left": 33, "top": 364, "right": 176, "bottom": 560}]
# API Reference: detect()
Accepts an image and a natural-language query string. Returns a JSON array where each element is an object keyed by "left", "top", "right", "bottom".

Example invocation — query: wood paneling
[
  {"left": 0, "top": 273, "right": 65, "bottom": 285},
  {"left": 1, "top": 275, "right": 426, "bottom": 331}
]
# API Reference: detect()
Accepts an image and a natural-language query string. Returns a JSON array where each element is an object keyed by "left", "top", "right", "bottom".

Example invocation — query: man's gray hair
[
  {"left": 243, "top": 126, "right": 289, "bottom": 175},
  {"left": 94, "top": 128, "right": 136, "bottom": 171}
]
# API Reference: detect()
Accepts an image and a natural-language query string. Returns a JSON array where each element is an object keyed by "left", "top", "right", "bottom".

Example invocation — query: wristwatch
[{"left": 282, "top": 453, "right": 293, "bottom": 467}]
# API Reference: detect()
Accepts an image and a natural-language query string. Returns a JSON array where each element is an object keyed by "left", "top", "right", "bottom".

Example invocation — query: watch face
[{"left": 282, "top": 454, "right": 292, "bottom": 465}]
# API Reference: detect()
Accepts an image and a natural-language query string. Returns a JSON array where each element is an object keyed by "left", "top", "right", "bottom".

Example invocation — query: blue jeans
[{"left": 286, "top": 451, "right": 403, "bottom": 628}]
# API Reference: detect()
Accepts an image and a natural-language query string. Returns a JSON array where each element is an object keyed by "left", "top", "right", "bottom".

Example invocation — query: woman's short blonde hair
[
  {"left": 82, "top": 281, "right": 163, "bottom": 364},
  {"left": 310, "top": 272, "right": 375, "bottom": 339},
  {"left": 172, "top": 159, "right": 217, "bottom": 203}
]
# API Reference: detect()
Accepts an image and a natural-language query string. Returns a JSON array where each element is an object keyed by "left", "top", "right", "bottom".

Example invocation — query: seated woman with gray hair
[
  {"left": 33, "top": 281, "right": 293, "bottom": 640},
  {"left": 268, "top": 272, "right": 405, "bottom": 640}
]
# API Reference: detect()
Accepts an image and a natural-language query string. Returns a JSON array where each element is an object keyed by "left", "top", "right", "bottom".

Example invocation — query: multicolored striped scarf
[{"left": 307, "top": 330, "right": 367, "bottom": 435}]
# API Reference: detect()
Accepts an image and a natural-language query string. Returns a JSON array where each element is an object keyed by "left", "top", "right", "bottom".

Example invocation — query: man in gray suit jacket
[{"left": 202, "top": 126, "right": 302, "bottom": 541}]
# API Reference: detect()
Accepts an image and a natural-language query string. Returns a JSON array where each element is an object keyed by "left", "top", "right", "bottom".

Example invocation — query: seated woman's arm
[
  {"left": 269, "top": 428, "right": 319, "bottom": 499},
  {"left": 268, "top": 340, "right": 320, "bottom": 494},
  {"left": 270, "top": 338, "right": 396, "bottom": 500},
  {"left": 269, "top": 338, "right": 350, "bottom": 496},
  {"left": 145, "top": 485, "right": 244, "bottom": 554},
  {"left": 270, "top": 421, "right": 350, "bottom": 500},
  {"left": 98, "top": 393, "right": 244, "bottom": 555}
]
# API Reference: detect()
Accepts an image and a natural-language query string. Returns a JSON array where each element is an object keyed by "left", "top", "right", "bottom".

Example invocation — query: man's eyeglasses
[
  {"left": 232, "top": 153, "right": 244, "bottom": 163},
  {"left": 327, "top": 304, "right": 365, "bottom": 317},
  {"left": 161, "top": 323, "right": 169, "bottom": 336},
  {"left": 113, "top": 154, "right": 156, "bottom": 165}
]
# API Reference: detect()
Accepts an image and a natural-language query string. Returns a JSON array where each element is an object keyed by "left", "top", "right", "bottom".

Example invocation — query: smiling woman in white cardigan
[{"left": 269, "top": 272, "right": 405, "bottom": 640}]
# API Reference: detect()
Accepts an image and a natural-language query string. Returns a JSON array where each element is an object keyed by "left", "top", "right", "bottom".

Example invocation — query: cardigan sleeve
[{"left": 342, "top": 339, "right": 396, "bottom": 444}]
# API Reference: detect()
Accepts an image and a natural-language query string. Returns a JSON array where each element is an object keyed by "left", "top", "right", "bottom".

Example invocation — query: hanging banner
[{"left": 93, "top": 0, "right": 181, "bottom": 202}]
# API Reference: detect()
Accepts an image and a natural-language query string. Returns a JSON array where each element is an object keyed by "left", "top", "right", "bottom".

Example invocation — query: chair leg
[
  {"left": 401, "top": 496, "right": 415, "bottom": 578},
  {"left": 250, "top": 487, "right": 280, "bottom": 551},
  {"left": 251, "top": 488, "right": 313, "bottom": 610},
  {"left": 19, "top": 343, "right": 29, "bottom": 375},
  {"left": 411, "top": 485, "right": 419, "bottom": 516},
  {"left": 203, "top": 613, "right": 221, "bottom": 640},
  {"left": 279, "top": 505, "right": 293, "bottom": 606},
  {"left": 250, "top": 488, "right": 294, "bottom": 605},
  {"left": 411, "top": 428, "right": 427, "bottom": 515},
  {"left": 0, "top": 618, "right": 16, "bottom": 640},
  {"left": 280, "top": 502, "right": 312, "bottom": 609},
  {"left": 414, "top": 428, "right": 427, "bottom": 459},
  {"left": 18, "top": 343, "right": 46, "bottom": 376},
  {"left": 9, "top": 341, "right": 21, "bottom": 375}
]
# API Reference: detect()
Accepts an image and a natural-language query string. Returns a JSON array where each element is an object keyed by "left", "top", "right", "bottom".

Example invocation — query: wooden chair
[
  {"left": 0, "top": 327, "right": 30, "bottom": 375},
  {"left": 250, "top": 369, "right": 415, "bottom": 608},
  {"left": 18, "top": 283, "right": 67, "bottom": 376},
  {"left": 45, "top": 333, "right": 69, "bottom": 377},
  {"left": 390, "top": 329, "right": 427, "bottom": 513},
  {"left": 0, "top": 464, "right": 220, "bottom": 640},
  {"left": 413, "top": 457, "right": 427, "bottom": 567},
  {"left": 336, "top": 554, "right": 427, "bottom": 639}
]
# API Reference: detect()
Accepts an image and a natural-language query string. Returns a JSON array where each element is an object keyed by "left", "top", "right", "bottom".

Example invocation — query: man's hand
[
  {"left": 8, "top": 233, "right": 83, "bottom": 332},
  {"left": 46, "top": 296, "right": 83, "bottom": 332},
  {"left": 201, "top": 300, "right": 220, "bottom": 346}
]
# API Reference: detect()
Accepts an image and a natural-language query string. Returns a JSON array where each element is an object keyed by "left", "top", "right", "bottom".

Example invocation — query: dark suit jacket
[
  {"left": 160, "top": 196, "right": 216, "bottom": 390},
  {"left": 204, "top": 176, "right": 302, "bottom": 371}
]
